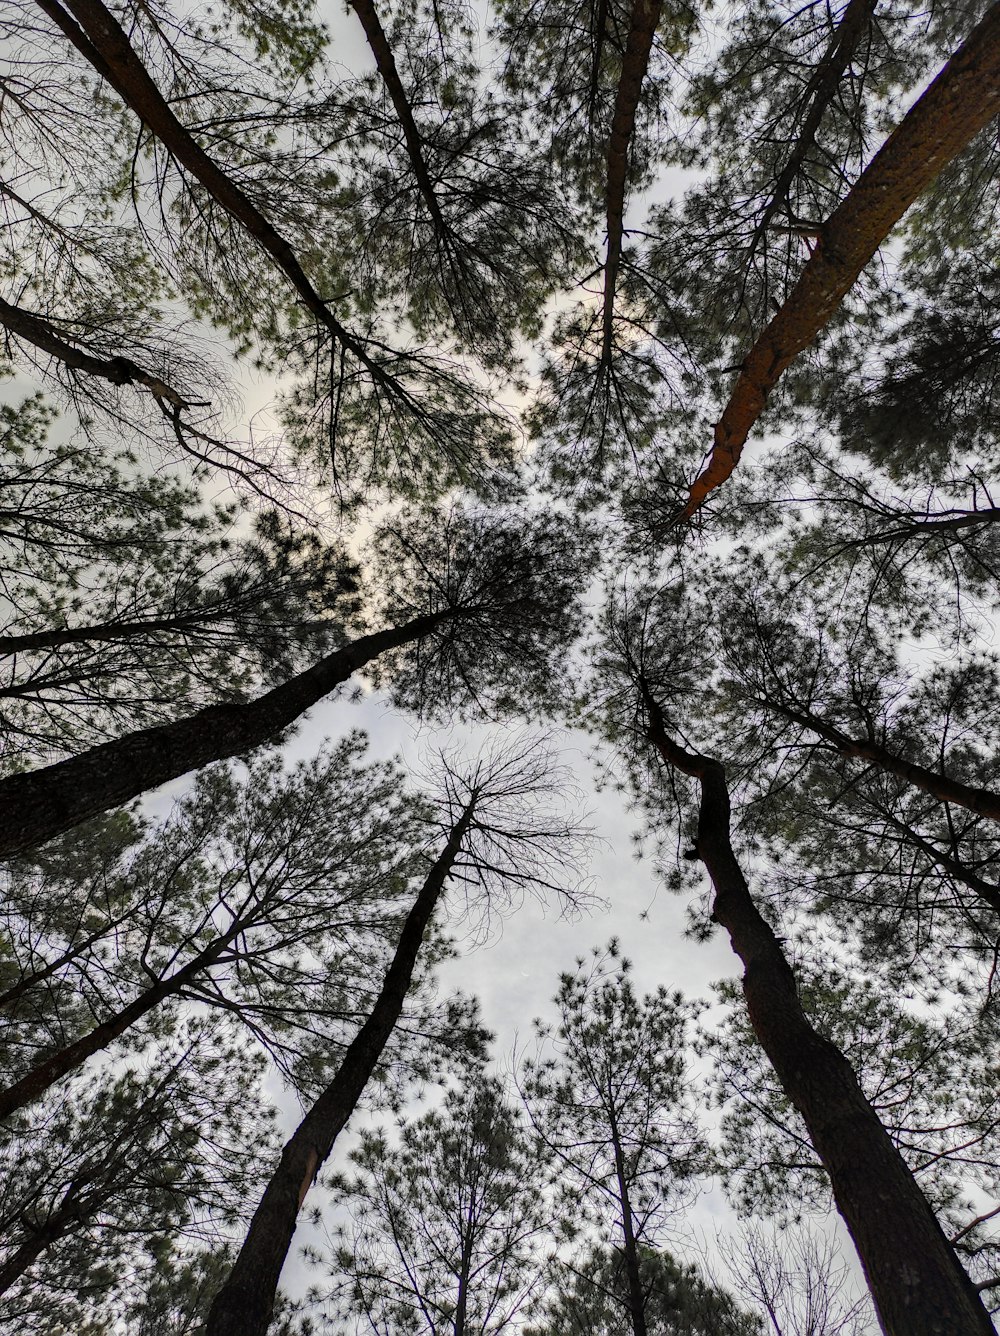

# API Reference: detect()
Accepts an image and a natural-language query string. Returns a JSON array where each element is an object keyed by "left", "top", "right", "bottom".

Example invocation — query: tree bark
[
  {"left": 600, "top": 0, "right": 662, "bottom": 369},
  {"left": 638, "top": 678, "right": 996, "bottom": 1335},
  {"left": 0, "top": 610, "right": 450, "bottom": 859},
  {"left": 205, "top": 804, "right": 474, "bottom": 1336},
  {"left": 0, "top": 294, "right": 187, "bottom": 406},
  {"left": 32, "top": 0, "right": 393, "bottom": 389},
  {"left": 676, "top": 0, "right": 1000, "bottom": 521}
]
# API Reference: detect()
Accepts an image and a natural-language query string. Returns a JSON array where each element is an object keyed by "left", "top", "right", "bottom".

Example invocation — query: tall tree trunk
[
  {"left": 348, "top": 0, "right": 450, "bottom": 242},
  {"left": 205, "top": 803, "right": 475, "bottom": 1336},
  {"left": 0, "top": 920, "right": 243, "bottom": 1122},
  {"left": 608, "top": 1104, "right": 648, "bottom": 1336},
  {"left": 638, "top": 678, "right": 996, "bottom": 1335},
  {"left": 600, "top": 0, "right": 662, "bottom": 370},
  {"left": 676, "top": 0, "right": 1000, "bottom": 521},
  {"left": 32, "top": 0, "right": 395, "bottom": 392},
  {"left": 0, "top": 610, "right": 450, "bottom": 859}
]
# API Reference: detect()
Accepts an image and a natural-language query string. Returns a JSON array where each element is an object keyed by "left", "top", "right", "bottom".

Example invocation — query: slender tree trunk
[
  {"left": 0, "top": 610, "right": 231, "bottom": 655},
  {"left": 0, "top": 910, "right": 134, "bottom": 1011},
  {"left": 205, "top": 804, "right": 475, "bottom": 1336},
  {"left": 0, "top": 921, "right": 243, "bottom": 1122},
  {"left": 32, "top": 0, "right": 391, "bottom": 388},
  {"left": 600, "top": 0, "right": 661, "bottom": 369},
  {"left": 0, "top": 295, "right": 187, "bottom": 406},
  {"left": 762, "top": 695, "right": 1000, "bottom": 823},
  {"left": 0, "top": 610, "right": 450, "bottom": 859},
  {"left": 348, "top": 0, "right": 449, "bottom": 242},
  {"left": 676, "top": 0, "right": 1000, "bottom": 521},
  {"left": 454, "top": 1228, "right": 473, "bottom": 1336},
  {"left": 750, "top": 0, "right": 878, "bottom": 250},
  {"left": 608, "top": 1105, "right": 648, "bottom": 1336},
  {"left": 639, "top": 679, "right": 996, "bottom": 1335}
]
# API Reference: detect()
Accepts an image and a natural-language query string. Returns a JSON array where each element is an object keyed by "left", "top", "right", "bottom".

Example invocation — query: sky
[{"left": 0, "top": 0, "right": 881, "bottom": 1323}]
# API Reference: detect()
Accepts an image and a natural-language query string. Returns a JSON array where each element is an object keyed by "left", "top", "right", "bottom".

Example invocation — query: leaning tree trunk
[
  {"left": 0, "top": 610, "right": 449, "bottom": 859},
  {"left": 676, "top": 0, "right": 1000, "bottom": 521},
  {"left": 639, "top": 679, "right": 996, "bottom": 1335},
  {"left": 762, "top": 695, "right": 1000, "bottom": 823},
  {"left": 0, "top": 917, "right": 244, "bottom": 1122},
  {"left": 33, "top": 0, "right": 393, "bottom": 390},
  {"left": 205, "top": 802, "right": 475, "bottom": 1336}
]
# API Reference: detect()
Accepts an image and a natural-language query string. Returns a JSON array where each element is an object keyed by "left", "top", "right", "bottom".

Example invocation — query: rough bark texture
[
  {"left": 0, "top": 611, "right": 448, "bottom": 859},
  {"left": 639, "top": 679, "right": 996, "bottom": 1335},
  {"left": 0, "top": 294, "right": 187, "bottom": 405},
  {"left": 678, "top": 0, "right": 1000, "bottom": 521},
  {"left": 205, "top": 806, "right": 474, "bottom": 1336},
  {"left": 601, "top": 0, "right": 662, "bottom": 368},
  {"left": 33, "top": 0, "right": 389, "bottom": 384}
]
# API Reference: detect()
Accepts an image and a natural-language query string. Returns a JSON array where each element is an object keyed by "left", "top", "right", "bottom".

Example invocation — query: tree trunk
[
  {"left": 205, "top": 804, "right": 474, "bottom": 1336},
  {"left": 763, "top": 695, "right": 1000, "bottom": 824},
  {"left": 639, "top": 679, "right": 996, "bottom": 1336},
  {"left": 348, "top": 0, "right": 450, "bottom": 242},
  {"left": 0, "top": 610, "right": 233, "bottom": 655},
  {"left": 608, "top": 1104, "right": 648, "bottom": 1336},
  {"left": 749, "top": 0, "right": 877, "bottom": 252},
  {"left": 0, "top": 610, "right": 449, "bottom": 859},
  {"left": 601, "top": 0, "right": 662, "bottom": 369},
  {"left": 677, "top": 0, "right": 1000, "bottom": 521},
  {"left": 0, "top": 920, "right": 243, "bottom": 1122},
  {"left": 32, "top": 0, "right": 391, "bottom": 388}
]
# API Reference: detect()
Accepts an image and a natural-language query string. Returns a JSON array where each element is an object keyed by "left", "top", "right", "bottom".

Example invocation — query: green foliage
[
  {"left": 521, "top": 944, "right": 707, "bottom": 1261},
  {"left": 525, "top": 1243, "right": 761, "bottom": 1336},
  {"left": 707, "top": 956, "right": 1000, "bottom": 1286},
  {"left": 324, "top": 1075, "right": 551, "bottom": 1334}
]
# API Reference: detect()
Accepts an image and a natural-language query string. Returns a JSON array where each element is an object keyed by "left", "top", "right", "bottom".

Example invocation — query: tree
[
  {"left": 709, "top": 958, "right": 1000, "bottom": 1292},
  {"left": 0, "top": 506, "right": 592, "bottom": 856},
  {"left": 205, "top": 736, "right": 590, "bottom": 1336},
  {"left": 526, "top": 1243, "right": 761, "bottom": 1336},
  {"left": 589, "top": 611, "right": 997, "bottom": 1333},
  {"left": 326, "top": 1075, "right": 550, "bottom": 1335},
  {"left": 0, "top": 733, "right": 488, "bottom": 1121},
  {"left": 0, "top": 394, "right": 361, "bottom": 760},
  {"left": 0, "top": 1016, "right": 278, "bottom": 1333},
  {"left": 521, "top": 943, "right": 706, "bottom": 1336}
]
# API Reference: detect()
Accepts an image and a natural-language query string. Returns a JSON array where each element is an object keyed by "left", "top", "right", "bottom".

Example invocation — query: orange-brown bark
[{"left": 678, "top": 0, "right": 1000, "bottom": 521}]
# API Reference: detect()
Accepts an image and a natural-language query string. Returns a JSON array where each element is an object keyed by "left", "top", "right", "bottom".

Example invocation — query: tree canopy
[{"left": 3, "top": 0, "right": 1000, "bottom": 1330}]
